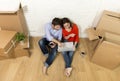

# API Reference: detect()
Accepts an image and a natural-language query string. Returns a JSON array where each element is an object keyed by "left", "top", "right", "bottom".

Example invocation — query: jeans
[
  {"left": 38, "top": 38, "right": 58, "bottom": 67},
  {"left": 62, "top": 51, "right": 74, "bottom": 68},
  {"left": 62, "top": 39, "right": 78, "bottom": 68}
]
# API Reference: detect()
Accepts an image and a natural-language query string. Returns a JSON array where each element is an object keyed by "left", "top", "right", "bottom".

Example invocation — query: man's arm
[{"left": 45, "top": 24, "right": 53, "bottom": 41}]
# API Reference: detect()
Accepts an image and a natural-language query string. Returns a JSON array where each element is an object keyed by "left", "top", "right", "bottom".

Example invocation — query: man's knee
[{"left": 38, "top": 39, "right": 44, "bottom": 46}]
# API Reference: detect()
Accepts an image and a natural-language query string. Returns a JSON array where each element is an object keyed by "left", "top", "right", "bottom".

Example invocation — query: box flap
[
  {"left": 96, "top": 10, "right": 120, "bottom": 35},
  {"left": 92, "top": 41, "right": 120, "bottom": 69},
  {"left": 86, "top": 27, "right": 99, "bottom": 40},
  {"left": 0, "top": 30, "right": 17, "bottom": 49},
  {"left": 105, "top": 32, "right": 120, "bottom": 45}
]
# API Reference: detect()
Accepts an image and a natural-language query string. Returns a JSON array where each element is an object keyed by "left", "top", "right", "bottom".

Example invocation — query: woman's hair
[
  {"left": 62, "top": 17, "right": 72, "bottom": 28},
  {"left": 52, "top": 18, "right": 62, "bottom": 26}
]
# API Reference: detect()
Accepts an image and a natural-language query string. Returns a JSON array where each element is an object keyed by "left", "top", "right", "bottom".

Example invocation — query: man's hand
[
  {"left": 49, "top": 42, "right": 56, "bottom": 48},
  {"left": 58, "top": 42, "right": 62, "bottom": 47}
]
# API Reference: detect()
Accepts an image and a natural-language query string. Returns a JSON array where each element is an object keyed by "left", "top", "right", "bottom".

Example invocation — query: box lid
[
  {"left": 96, "top": 10, "right": 120, "bottom": 35},
  {"left": 0, "top": 30, "right": 17, "bottom": 49},
  {"left": 0, "top": 2, "right": 29, "bottom": 48}
]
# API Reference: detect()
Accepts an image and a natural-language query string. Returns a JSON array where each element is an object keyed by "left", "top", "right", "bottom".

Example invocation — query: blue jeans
[
  {"left": 62, "top": 39, "right": 78, "bottom": 68},
  {"left": 38, "top": 38, "right": 58, "bottom": 67},
  {"left": 62, "top": 51, "right": 74, "bottom": 68}
]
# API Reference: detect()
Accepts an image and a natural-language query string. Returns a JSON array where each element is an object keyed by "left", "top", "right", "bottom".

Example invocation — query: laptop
[{"left": 58, "top": 42, "right": 75, "bottom": 52}]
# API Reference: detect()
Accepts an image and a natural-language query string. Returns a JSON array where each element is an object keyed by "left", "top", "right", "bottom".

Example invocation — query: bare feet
[
  {"left": 65, "top": 67, "right": 72, "bottom": 77},
  {"left": 42, "top": 66, "right": 48, "bottom": 75}
]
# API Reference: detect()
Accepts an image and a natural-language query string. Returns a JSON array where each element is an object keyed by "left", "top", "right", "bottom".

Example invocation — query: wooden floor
[{"left": 0, "top": 37, "right": 120, "bottom": 81}]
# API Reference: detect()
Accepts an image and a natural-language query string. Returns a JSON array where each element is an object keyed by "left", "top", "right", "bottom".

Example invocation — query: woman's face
[{"left": 63, "top": 23, "right": 71, "bottom": 29}]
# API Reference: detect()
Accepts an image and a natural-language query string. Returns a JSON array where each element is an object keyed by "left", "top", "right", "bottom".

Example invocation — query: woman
[{"left": 62, "top": 17, "right": 79, "bottom": 77}]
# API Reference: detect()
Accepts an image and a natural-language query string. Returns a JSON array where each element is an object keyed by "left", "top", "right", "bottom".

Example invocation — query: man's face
[{"left": 53, "top": 25, "right": 61, "bottom": 30}]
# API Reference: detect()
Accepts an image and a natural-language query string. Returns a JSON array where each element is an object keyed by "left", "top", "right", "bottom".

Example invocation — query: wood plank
[{"left": 0, "top": 37, "right": 119, "bottom": 81}]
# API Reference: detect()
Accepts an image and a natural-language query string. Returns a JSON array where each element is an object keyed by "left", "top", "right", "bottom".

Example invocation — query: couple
[{"left": 38, "top": 17, "right": 79, "bottom": 77}]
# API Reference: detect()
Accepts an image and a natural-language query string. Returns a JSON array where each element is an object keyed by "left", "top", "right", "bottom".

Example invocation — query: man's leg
[
  {"left": 45, "top": 45, "right": 58, "bottom": 66},
  {"left": 43, "top": 45, "right": 58, "bottom": 74},
  {"left": 38, "top": 38, "right": 49, "bottom": 56}
]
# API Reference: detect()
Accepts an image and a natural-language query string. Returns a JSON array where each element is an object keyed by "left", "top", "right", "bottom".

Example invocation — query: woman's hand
[
  {"left": 69, "top": 33, "right": 76, "bottom": 37},
  {"left": 65, "top": 33, "right": 76, "bottom": 39},
  {"left": 73, "top": 45, "right": 76, "bottom": 51}
]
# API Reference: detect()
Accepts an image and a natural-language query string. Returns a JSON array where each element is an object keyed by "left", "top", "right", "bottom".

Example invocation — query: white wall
[{"left": 0, "top": 0, "right": 120, "bottom": 37}]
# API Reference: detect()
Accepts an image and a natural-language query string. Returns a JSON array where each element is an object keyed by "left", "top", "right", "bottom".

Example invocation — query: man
[{"left": 38, "top": 18, "right": 62, "bottom": 74}]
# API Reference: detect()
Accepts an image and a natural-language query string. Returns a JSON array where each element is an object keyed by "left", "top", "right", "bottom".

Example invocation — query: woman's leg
[
  {"left": 68, "top": 51, "right": 74, "bottom": 66},
  {"left": 63, "top": 51, "right": 74, "bottom": 77},
  {"left": 62, "top": 51, "right": 71, "bottom": 68}
]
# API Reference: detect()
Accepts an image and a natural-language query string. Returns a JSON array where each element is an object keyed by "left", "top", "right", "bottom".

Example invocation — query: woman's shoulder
[{"left": 72, "top": 23, "right": 78, "bottom": 29}]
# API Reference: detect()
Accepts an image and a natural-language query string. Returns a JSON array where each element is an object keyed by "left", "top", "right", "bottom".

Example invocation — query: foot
[
  {"left": 42, "top": 66, "right": 48, "bottom": 75},
  {"left": 65, "top": 67, "right": 72, "bottom": 77}
]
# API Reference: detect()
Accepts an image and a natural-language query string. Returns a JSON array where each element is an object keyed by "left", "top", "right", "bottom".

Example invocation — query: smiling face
[
  {"left": 52, "top": 24, "right": 61, "bottom": 30},
  {"left": 63, "top": 22, "right": 71, "bottom": 29}
]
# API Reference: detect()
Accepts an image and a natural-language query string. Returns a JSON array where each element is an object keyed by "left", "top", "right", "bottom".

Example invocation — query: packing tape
[{"left": 4, "top": 40, "right": 17, "bottom": 54}]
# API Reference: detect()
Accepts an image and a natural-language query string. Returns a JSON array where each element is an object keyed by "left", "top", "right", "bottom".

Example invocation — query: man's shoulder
[{"left": 45, "top": 22, "right": 52, "bottom": 27}]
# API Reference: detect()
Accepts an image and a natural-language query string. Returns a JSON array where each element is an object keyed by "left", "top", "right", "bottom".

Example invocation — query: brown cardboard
[
  {"left": 0, "top": 4, "right": 29, "bottom": 48},
  {"left": 86, "top": 28, "right": 98, "bottom": 40},
  {"left": 86, "top": 10, "right": 120, "bottom": 41},
  {"left": 86, "top": 10, "right": 120, "bottom": 69},
  {"left": 0, "top": 30, "right": 30, "bottom": 60},
  {"left": 105, "top": 32, "right": 120, "bottom": 45},
  {"left": 13, "top": 43, "right": 30, "bottom": 57},
  {"left": 91, "top": 33, "right": 120, "bottom": 69},
  {"left": 97, "top": 10, "right": 120, "bottom": 35},
  {"left": 0, "top": 30, "right": 17, "bottom": 59},
  {"left": 14, "top": 48, "right": 29, "bottom": 57}
]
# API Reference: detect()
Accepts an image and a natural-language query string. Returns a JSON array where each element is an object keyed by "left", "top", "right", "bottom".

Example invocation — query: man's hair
[
  {"left": 62, "top": 17, "right": 72, "bottom": 27},
  {"left": 52, "top": 18, "right": 62, "bottom": 26}
]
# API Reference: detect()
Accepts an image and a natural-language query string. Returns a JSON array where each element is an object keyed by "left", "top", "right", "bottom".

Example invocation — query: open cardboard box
[
  {"left": 0, "top": 30, "right": 17, "bottom": 59},
  {"left": 13, "top": 43, "right": 30, "bottom": 58},
  {"left": 0, "top": 3, "right": 30, "bottom": 60},
  {"left": 86, "top": 10, "right": 120, "bottom": 69},
  {"left": 91, "top": 32, "right": 120, "bottom": 69},
  {"left": 0, "top": 3, "right": 29, "bottom": 48},
  {"left": 0, "top": 29, "right": 30, "bottom": 60},
  {"left": 86, "top": 10, "right": 120, "bottom": 40}
]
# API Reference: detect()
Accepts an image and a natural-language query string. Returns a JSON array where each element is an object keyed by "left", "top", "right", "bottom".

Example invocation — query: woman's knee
[{"left": 62, "top": 52, "right": 67, "bottom": 55}]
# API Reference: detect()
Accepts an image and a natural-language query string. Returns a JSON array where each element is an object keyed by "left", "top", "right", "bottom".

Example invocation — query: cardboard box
[
  {"left": 13, "top": 43, "right": 30, "bottom": 57},
  {"left": 86, "top": 28, "right": 99, "bottom": 40},
  {"left": 91, "top": 32, "right": 120, "bottom": 69},
  {"left": 14, "top": 48, "right": 29, "bottom": 57},
  {"left": 0, "top": 30, "right": 17, "bottom": 59},
  {"left": 86, "top": 10, "right": 120, "bottom": 69},
  {"left": 0, "top": 3, "right": 29, "bottom": 48},
  {"left": 97, "top": 10, "right": 120, "bottom": 35},
  {"left": 86, "top": 10, "right": 120, "bottom": 41}
]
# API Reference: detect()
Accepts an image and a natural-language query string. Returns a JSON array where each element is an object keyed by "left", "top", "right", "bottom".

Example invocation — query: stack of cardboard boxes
[
  {"left": 0, "top": 4, "right": 29, "bottom": 60},
  {"left": 86, "top": 10, "right": 120, "bottom": 69}
]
